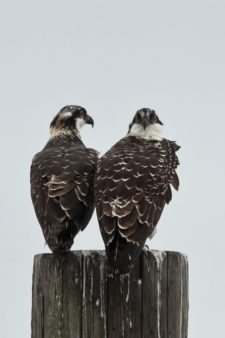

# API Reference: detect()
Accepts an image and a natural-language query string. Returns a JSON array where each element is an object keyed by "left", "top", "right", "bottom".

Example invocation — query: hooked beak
[
  {"left": 84, "top": 114, "right": 94, "bottom": 127},
  {"left": 141, "top": 117, "right": 150, "bottom": 130}
]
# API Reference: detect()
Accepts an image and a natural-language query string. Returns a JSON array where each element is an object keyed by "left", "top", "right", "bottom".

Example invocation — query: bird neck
[
  {"left": 50, "top": 127, "right": 81, "bottom": 139},
  {"left": 128, "top": 123, "right": 163, "bottom": 141},
  {"left": 47, "top": 128, "right": 84, "bottom": 146}
]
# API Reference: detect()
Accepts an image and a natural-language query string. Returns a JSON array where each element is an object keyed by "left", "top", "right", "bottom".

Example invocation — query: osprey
[
  {"left": 95, "top": 108, "right": 180, "bottom": 273},
  {"left": 30, "top": 105, "right": 98, "bottom": 252}
]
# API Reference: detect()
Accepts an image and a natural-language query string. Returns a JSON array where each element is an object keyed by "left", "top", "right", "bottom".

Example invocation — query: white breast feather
[
  {"left": 76, "top": 118, "right": 85, "bottom": 131},
  {"left": 129, "top": 123, "right": 163, "bottom": 141}
]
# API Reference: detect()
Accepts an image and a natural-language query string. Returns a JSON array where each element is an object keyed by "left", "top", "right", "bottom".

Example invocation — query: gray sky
[{"left": 0, "top": 1, "right": 225, "bottom": 337}]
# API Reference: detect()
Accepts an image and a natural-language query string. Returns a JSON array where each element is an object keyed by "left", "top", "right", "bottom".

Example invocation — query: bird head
[
  {"left": 128, "top": 108, "right": 163, "bottom": 140},
  {"left": 50, "top": 105, "right": 94, "bottom": 137}
]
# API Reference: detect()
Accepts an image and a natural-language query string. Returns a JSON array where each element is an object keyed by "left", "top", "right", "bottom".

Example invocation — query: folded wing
[
  {"left": 95, "top": 137, "right": 180, "bottom": 273},
  {"left": 31, "top": 145, "right": 98, "bottom": 251}
]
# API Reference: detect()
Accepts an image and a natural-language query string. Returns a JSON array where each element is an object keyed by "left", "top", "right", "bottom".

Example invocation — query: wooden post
[{"left": 32, "top": 250, "right": 188, "bottom": 338}]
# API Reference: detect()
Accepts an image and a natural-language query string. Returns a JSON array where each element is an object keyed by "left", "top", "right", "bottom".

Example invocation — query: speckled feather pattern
[
  {"left": 95, "top": 135, "right": 180, "bottom": 273},
  {"left": 30, "top": 135, "right": 98, "bottom": 251}
]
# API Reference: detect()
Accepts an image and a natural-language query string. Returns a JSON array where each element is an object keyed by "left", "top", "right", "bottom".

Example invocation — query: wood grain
[{"left": 32, "top": 250, "right": 188, "bottom": 338}]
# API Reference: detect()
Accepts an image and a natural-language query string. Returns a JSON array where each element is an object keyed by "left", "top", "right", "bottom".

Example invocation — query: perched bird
[
  {"left": 95, "top": 108, "right": 180, "bottom": 273},
  {"left": 30, "top": 105, "right": 98, "bottom": 252}
]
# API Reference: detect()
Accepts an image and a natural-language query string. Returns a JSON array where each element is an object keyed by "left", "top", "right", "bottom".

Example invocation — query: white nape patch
[
  {"left": 128, "top": 122, "right": 163, "bottom": 141},
  {"left": 76, "top": 117, "right": 85, "bottom": 131},
  {"left": 60, "top": 111, "right": 73, "bottom": 119}
]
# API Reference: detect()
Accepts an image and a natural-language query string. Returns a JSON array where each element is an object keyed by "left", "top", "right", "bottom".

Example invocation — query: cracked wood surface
[{"left": 32, "top": 250, "right": 188, "bottom": 338}]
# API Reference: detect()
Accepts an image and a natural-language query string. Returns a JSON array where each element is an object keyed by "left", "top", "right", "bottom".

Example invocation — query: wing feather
[
  {"left": 95, "top": 136, "right": 180, "bottom": 272},
  {"left": 31, "top": 144, "right": 98, "bottom": 251}
]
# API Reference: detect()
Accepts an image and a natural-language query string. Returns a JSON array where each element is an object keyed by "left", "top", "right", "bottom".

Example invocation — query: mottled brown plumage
[
  {"left": 31, "top": 105, "right": 98, "bottom": 252},
  {"left": 95, "top": 108, "right": 180, "bottom": 273}
]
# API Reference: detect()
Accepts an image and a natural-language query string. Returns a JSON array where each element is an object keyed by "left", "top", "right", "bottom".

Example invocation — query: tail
[
  {"left": 46, "top": 220, "right": 79, "bottom": 252},
  {"left": 106, "top": 232, "right": 144, "bottom": 274}
]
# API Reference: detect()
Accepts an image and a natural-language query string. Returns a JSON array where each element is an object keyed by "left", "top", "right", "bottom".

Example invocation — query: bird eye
[
  {"left": 80, "top": 110, "right": 86, "bottom": 117},
  {"left": 151, "top": 114, "right": 157, "bottom": 123}
]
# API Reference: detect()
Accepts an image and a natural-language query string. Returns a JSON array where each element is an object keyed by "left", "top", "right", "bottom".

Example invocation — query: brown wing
[
  {"left": 95, "top": 136, "right": 180, "bottom": 273},
  {"left": 31, "top": 145, "right": 98, "bottom": 251}
]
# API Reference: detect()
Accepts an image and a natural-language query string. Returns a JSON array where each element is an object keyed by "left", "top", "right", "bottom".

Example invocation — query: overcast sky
[{"left": 0, "top": 1, "right": 225, "bottom": 337}]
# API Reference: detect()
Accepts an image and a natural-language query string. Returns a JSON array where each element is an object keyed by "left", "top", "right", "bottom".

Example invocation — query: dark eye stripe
[{"left": 152, "top": 115, "right": 157, "bottom": 122}]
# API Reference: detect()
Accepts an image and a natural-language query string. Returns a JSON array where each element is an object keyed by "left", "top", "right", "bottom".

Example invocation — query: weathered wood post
[{"left": 32, "top": 250, "right": 188, "bottom": 338}]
